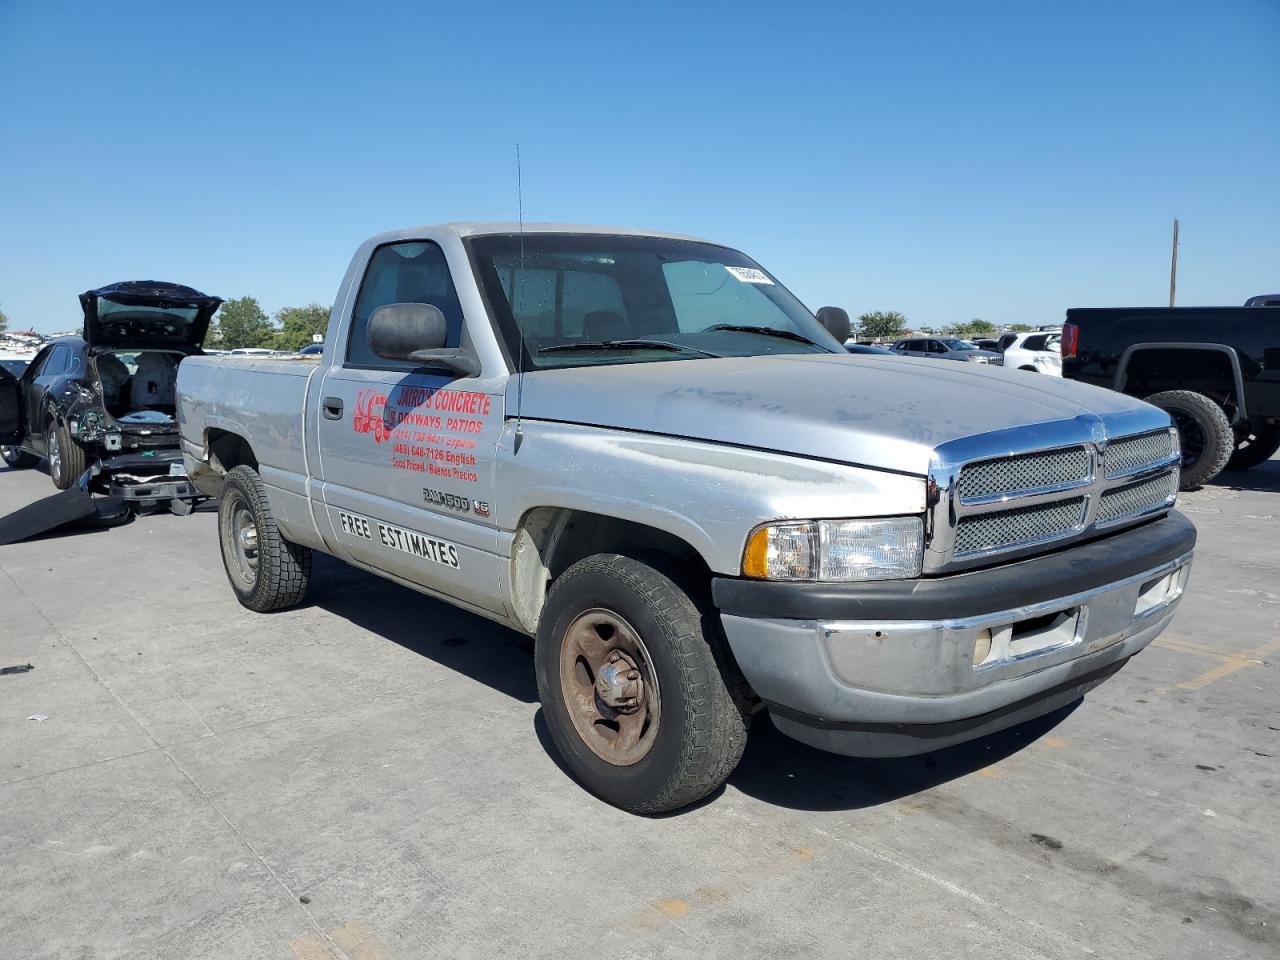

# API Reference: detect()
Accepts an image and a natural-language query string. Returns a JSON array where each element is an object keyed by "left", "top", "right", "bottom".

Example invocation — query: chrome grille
[
  {"left": 954, "top": 497, "right": 1088, "bottom": 557},
  {"left": 1104, "top": 431, "right": 1175, "bottom": 478},
  {"left": 926, "top": 413, "right": 1181, "bottom": 573},
  {"left": 1097, "top": 471, "right": 1177, "bottom": 525},
  {"left": 957, "top": 446, "right": 1091, "bottom": 501}
]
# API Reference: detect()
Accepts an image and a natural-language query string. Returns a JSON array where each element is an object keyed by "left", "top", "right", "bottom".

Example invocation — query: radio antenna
[{"left": 513, "top": 142, "right": 526, "bottom": 455}]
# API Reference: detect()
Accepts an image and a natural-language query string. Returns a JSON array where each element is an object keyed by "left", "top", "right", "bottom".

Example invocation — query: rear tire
[
  {"left": 1143, "top": 390, "right": 1233, "bottom": 490},
  {"left": 1, "top": 445, "right": 38, "bottom": 469},
  {"left": 218, "top": 465, "right": 311, "bottom": 612},
  {"left": 1226, "top": 424, "right": 1280, "bottom": 472},
  {"left": 46, "top": 417, "right": 86, "bottom": 490},
  {"left": 535, "top": 553, "right": 750, "bottom": 814}
]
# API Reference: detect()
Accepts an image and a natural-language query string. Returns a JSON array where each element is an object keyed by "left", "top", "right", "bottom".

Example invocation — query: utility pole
[{"left": 1168, "top": 218, "right": 1179, "bottom": 307}]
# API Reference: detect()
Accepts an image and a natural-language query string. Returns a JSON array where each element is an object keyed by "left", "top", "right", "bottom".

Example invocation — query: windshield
[
  {"left": 942, "top": 339, "right": 980, "bottom": 351},
  {"left": 467, "top": 234, "right": 843, "bottom": 369}
]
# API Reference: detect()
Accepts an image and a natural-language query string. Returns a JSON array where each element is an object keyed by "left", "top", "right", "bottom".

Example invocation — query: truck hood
[
  {"left": 511, "top": 353, "right": 1163, "bottom": 475},
  {"left": 80, "top": 282, "right": 223, "bottom": 352}
]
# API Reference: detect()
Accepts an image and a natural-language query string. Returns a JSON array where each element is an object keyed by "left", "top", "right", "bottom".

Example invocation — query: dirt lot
[{"left": 1, "top": 456, "right": 1277, "bottom": 960}]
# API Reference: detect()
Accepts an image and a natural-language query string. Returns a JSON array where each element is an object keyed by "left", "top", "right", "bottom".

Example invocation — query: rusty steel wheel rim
[{"left": 558, "top": 608, "right": 661, "bottom": 766}]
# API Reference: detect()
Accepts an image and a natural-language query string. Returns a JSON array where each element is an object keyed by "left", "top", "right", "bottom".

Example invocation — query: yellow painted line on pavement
[{"left": 1159, "top": 636, "right": 1280, "bottom": 693}]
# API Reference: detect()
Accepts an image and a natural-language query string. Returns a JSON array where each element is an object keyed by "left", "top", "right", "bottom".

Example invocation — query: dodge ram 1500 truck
[{"left": 176, "top": 223, "right": 1196, "bottom": 813}]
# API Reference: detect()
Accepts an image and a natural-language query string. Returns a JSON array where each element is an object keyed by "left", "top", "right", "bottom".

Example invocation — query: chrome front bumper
[{"left": 715, "top": 527, "right": 1193, "bottom": 756}]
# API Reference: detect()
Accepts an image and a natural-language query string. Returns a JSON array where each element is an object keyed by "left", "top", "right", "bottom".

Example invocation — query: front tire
[
  {"left": 46, "top": 416, "right": 86, "bottom": 490},
  {"left": 1226, "top": 424, "right": 1280, "bottom": 472},
  {"left": 1143, "top": 390, "right": 1233, "bottom": 490},
  {"left": 218, "top": 465, "right": 311, "bottom": 612},
  {"left": 1, "top": 445, "right": 38, "bottom": 469},
  {"left": 535, "top": 554, "right": 750, "bottom": 814}
]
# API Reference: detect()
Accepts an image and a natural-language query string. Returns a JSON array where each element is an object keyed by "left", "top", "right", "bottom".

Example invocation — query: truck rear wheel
[
  {"left": 1143, "top": 390, "right": 1233, "bottom": 490},
  {"left": 1226, "top": 424, "right": 1280, "bottom": 472},
  {"left": 218, "top": 465, "right": 311, "bottom": 612},
  {"left": 535, "top": 554, "right": 750, "bottom": 814}
]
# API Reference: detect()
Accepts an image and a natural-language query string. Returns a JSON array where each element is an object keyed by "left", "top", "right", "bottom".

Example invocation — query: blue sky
[{"left": 2, "top": 0, "right": 1277, "bottom": 333}]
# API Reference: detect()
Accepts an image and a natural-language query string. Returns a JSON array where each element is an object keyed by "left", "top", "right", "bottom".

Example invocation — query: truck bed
[{"left": 177, "top": 355, "right": 322, "bottom": 543}]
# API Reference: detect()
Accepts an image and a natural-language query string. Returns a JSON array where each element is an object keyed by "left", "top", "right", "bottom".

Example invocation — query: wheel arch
[
  {"left": 190, "top": 428, "right": 260, "bottom": 497},
  {"left": 509, "top": 506, "right": 716, "bottom": 635},
  {"left": 1115, "top": 343, "right": 1247, "bottom": 423}
]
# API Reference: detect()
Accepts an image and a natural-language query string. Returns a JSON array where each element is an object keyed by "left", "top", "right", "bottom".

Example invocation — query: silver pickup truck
[{"left": 177, "top": 223, "right": 1195, "bottom": 813}]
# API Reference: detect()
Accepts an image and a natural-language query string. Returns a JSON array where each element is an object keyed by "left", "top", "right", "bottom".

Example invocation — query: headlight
[{"left": 742, "top": 517, "right": 924, "bottom": 582}]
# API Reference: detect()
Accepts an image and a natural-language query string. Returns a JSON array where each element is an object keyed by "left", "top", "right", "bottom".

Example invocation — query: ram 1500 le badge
[{"left": 176, "top": 223, "right": 1195, "bottom": 812}]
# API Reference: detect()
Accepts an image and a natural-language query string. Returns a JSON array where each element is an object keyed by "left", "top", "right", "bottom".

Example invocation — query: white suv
[{"left": 999, "top": 330, "right": 1062, "bottom": 376}]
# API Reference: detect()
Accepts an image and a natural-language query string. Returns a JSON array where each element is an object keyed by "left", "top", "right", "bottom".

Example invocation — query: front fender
[{"left": 496, "top": 421, "right": 927, "bottom": 575}]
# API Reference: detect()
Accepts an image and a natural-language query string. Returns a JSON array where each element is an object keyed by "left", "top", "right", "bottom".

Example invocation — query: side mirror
[
  {"left": 816, "top": 306, "right": 851, "bottom": 343},
  {"left": 368, "top": 302, "right": 479, "bottom": 377}
]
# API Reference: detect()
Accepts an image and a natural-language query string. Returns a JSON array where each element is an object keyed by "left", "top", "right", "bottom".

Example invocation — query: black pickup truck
[{"left": 1061, "top": 305, "right": 1280, "bottom": 487}]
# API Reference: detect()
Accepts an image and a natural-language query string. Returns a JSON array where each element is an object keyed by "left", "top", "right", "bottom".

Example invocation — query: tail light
[{"left": 1061, "top": 321, "right": 1079, "bottom": 359}]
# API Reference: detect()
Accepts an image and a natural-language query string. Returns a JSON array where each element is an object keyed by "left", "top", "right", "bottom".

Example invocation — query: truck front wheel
[
  {"left": 217, "top": 465, "right": 311, "bottom": 612},
  {"left": 535, "top": 554, "right": 750, "bottom": 814},
  {"left": 1143, "top": 390, "right": 1233, "bottom": 490}
]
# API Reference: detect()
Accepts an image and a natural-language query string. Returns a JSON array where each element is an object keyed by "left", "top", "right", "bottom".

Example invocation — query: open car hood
[{"left": 80, "top": 282, "right": 223, "bottom": 352}]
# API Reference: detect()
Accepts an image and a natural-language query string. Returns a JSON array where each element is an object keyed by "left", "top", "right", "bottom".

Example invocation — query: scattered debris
[
  {"left": 27, "top": 714, "right": 49, "bottom": 722},
  {"left": 0, "top": 663, "right": 35, "bottom": 676},
  {"left": 1030, "top": 833, "right": 1064, "bottom": 850}
]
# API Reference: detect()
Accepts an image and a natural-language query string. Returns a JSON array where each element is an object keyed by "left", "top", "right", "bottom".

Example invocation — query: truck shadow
[
  {"left": 305, "top": 553, "right": 539, "bottom": 705},
  {"left": 1211, "top": 458, "right": 1280, "bottom": 493},
  {"left": 724, "top": 703, "right": 1077, "bottom": 812},
  {"left": 305, "top": 553, "right": 1077, "bottom": 814}
]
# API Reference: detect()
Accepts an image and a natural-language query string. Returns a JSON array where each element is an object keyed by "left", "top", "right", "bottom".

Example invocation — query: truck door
[{"left": 312, "top": 239, "right": 506, "bottom": 615}]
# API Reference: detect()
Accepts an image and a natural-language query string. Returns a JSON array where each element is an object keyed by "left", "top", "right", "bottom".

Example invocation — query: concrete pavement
[{"left": 1, "top": 456, "right": 1277, "bottom": 959}]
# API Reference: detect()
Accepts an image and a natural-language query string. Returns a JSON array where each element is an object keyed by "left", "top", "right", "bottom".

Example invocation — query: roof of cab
[{"left": 365, "top": 221, "right": 710, "bottom": 246}]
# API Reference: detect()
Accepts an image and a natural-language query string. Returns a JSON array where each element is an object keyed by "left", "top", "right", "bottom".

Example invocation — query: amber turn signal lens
[{"left": 742, "top": 527, "right": 771, "bottom": 579}]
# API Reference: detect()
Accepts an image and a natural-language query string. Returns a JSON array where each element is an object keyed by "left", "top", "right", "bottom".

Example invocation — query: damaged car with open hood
[{"left": 0, "top": 282, "right": 221, "bottom": 506}]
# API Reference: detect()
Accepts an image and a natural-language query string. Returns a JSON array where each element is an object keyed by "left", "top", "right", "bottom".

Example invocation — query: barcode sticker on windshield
[{"left": 725, "top": 266, "right": 774, "bottom": 285}]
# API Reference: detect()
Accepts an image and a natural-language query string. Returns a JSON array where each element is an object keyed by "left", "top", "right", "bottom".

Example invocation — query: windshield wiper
[
  {"left": 700, "top": 324, "right": 825, "bottom": 348},
  {"left": 537, "top": 339, "right": 718, "bottom": 358}
]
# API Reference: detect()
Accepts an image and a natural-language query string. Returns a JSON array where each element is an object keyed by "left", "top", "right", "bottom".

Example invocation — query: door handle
[{"left": 322, "top": 397, "right": 344, "bottom": 420}]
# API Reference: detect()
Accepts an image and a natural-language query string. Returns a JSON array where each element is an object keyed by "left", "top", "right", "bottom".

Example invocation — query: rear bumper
[{"left": 713, "top": 512, "right": 1195, "bottom": 756}]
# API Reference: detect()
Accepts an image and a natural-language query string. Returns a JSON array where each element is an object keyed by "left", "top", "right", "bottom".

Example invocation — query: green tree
[
  {"left": 0, "top": 304, "right": 8, "bottom": 336},
  {"left": 272, "top": 304, "right": 331, "bottom": 351},
  {"left": 967, "top": 319, "right": 997, "bottom": 335},
  {"left": 214, "top": 297, "right": 273, "bottom": 349},
  {"left": 1008, "top": 323, "right": 1033, "bottom": 332},
  {"left": 857, "top": 310, "right": 907, "bottom": 341},
  {"left": 946, "top": 322, "right": 976, "bottom": 339}
]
